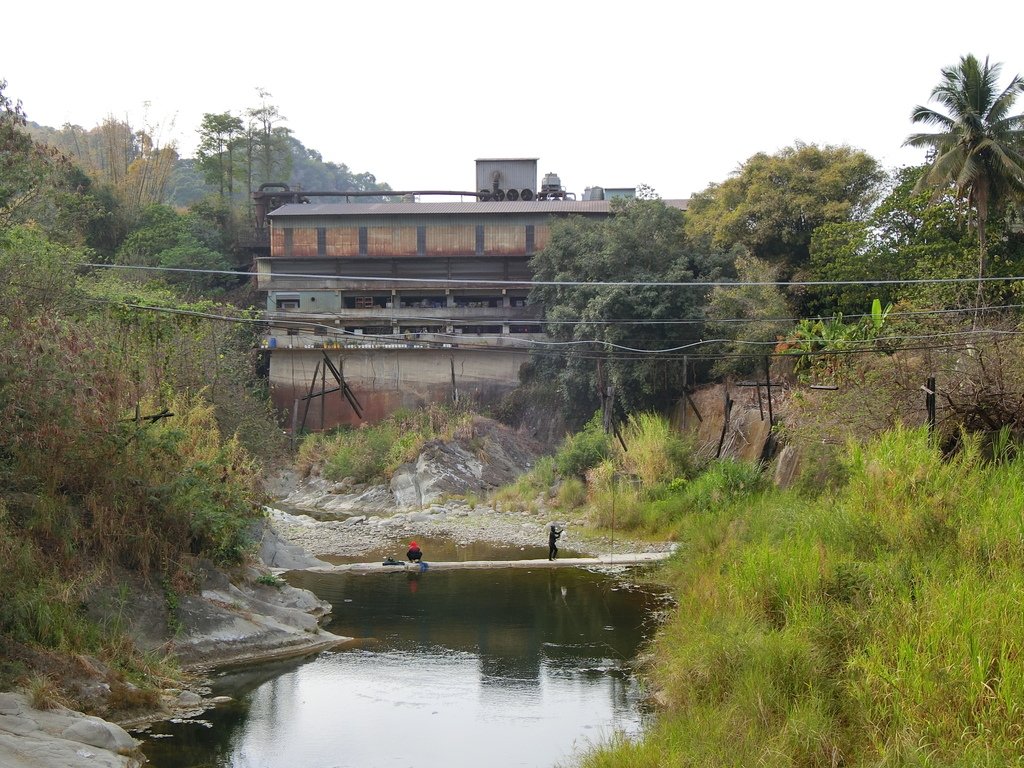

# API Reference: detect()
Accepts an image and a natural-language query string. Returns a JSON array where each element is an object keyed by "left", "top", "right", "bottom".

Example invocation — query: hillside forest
[{"left": 3, "top": 52, "right": 1024, "bottom": 764}]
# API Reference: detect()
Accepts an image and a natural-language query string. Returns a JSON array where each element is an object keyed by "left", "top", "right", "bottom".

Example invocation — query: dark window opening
[
  {"left": 344, "top": 296, "right": 391, "bottom": 309},
  {"left": 453, "top": 295, "right": 502, "bottom": 308},
  {"left": 461, "top": 325, "right": 503, "bottom": 335},
  {"left": 276, "top": 293, "right": 301, "bottom": 310},
  {"left": 399, "top": 295, "right": 446, "bottom": 308},
  {"left": 399, "top": 325, "right": 444, "bottom": 335}
]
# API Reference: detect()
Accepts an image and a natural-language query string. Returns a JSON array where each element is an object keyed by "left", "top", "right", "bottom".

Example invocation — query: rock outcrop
[
  {"left": 281, "top": 416, "right": 544, "bottom": 515},
  {"left": 0, "top": 692, "right": 141, "bottom": 768},
  {"left": 168, "top": 564, "right": 347, "bottom": 669}
]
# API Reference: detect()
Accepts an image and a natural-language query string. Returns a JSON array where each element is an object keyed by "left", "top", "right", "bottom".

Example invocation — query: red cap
[{"left": 410, "top": 541, "right": 418, "bottom": 547}]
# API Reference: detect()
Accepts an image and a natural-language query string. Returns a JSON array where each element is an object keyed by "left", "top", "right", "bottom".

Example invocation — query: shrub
[
  {"left": 324, "top": 423, "right": 399, "bottom": 483},
  {"left": 586, "top": 460, "right": 645, "bottom": 529},
  {"left": 555, "top": 413, "right": 611, "bottom": 479},
  {"left": 556, "top": 477, "right": 588, "bottom": 509},
  {"left": 583, "top": 425, "right": 1024, "bottom": 766},
  {"left": 311, "top": 404, "right": 474, "bottom": 484}
]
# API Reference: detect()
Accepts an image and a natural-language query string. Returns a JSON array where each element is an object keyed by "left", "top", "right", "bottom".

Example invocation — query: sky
[{"left": 4, "top": 0, "right": 1023, "bottom": 201}]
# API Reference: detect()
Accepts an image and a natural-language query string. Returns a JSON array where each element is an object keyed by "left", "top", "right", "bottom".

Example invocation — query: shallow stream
[{"left": 137, "top": 564, "right": 669, "bottom": 767}]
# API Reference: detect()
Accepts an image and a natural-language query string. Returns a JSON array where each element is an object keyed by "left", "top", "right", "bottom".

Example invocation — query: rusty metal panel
[
  {"left": 534, "top": 224, "right": 551, "bottom": 251},
  {"left": 367, "top": 226, "right": 417, "bottom": 256},
  {"left": 484, "top": 225, "right": 527, "bottom": 255},
  {"left": 426, "top": 225, "right": 475, "bottom": 256},
  {"left": 326, "top": 227, "right": 360, "bottom": 256},
  {"left": 273, "top": 221, "right": 553, "bottom": 258},
  {"left": 270, "top": 227, "right": 286, "bottom": 256},
  {"left": 291, "top": 228, "right": 319, "bottom": 257}
]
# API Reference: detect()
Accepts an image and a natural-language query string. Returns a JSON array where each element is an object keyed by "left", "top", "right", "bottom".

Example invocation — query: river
[{"left": 137, "top": 563, "right": 669, "bottom": 768}]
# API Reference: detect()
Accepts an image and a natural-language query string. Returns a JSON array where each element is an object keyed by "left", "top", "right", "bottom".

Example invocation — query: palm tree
[{"left": 904, "top": 54, "right": 1024, "bottom": 310}]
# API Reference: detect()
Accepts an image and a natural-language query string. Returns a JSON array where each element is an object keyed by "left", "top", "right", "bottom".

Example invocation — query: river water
[{"left": 137, "top": 565, "right": 669, "bottom": 768}]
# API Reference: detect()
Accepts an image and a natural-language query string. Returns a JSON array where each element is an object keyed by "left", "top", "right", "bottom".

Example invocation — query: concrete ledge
[{"left": 306, "top": 551, "right": 674, "bottom": 574}]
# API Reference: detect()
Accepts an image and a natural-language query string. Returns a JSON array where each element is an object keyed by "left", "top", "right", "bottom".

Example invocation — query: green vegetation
[
  {"left": 297, "top": 405, "right": 474, "bottom": 483},
  {"left": 492, "top": 410, "right": 708, "bottom": 532},
  {"left": 528, "top": 197, "right": 732, "bottom": 424},
  {"left": 580, "top": 427, "right": 1024, "bottom": 766},
  {"left": 0, "top": 233, "right": 270, "bottom": 693},
  {"left": 554, "top": 414, "right": 612, "bottom": 479},
  {"left": 906, "top": 54, "right": 1024, "bottom": 304},
  {"left": 683, "top": 142, "right": 884, "bottom": 275},
  {"left": 0, "top": 79, "right": 285, "bottom": 704}
]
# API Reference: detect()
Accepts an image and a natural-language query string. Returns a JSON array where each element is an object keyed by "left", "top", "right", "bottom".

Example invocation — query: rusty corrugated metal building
[{"left": 256, "top": 159, "right": 687, "bottom": 429}]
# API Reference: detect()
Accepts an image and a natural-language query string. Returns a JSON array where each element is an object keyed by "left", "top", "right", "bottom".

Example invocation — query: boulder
[
  {"left": 0, "top": 693, "right": 141, "bottom": 768},
  {"left": 61, "top": 719, "right": 137, "bottom": 753},
  {"left": 256, "top": 521, "right": 330, "bottom": 570}
]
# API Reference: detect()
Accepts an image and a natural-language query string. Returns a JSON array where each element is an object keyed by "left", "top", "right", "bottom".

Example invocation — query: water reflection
[{"left": 139, "top": 568, "right": 667, "bottom": 768}]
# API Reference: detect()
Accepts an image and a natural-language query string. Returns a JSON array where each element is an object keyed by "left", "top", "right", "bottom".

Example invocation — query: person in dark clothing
[
  {"left": 548, "top": 524, "right": 562, "bottom": 561},
  {"left": 407, "top": 541, "right": 422, "bottom": 563}
]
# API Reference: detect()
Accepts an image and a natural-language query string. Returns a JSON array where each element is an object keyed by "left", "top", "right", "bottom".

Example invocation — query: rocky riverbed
[
  {"left": 264, "top": 415, "right": 673, "bottom": 562},
  {"left": 1, "top": 416, "right": 671, "bottom": 768},
  {"left": 266, "top": 497, "right": 674, "bottom": 563}
]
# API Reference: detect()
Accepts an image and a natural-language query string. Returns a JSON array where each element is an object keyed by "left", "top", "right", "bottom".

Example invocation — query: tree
[
  {"left": 806, "top": 166, "right": 977, "bottom": 315},
  {"left": 35, "top": 116, "right": 178, "bottom": 245},
  {"left": 0, "top": 80, "right": 68, "bottom": 228},
  {"left": 704, "top": 252, "right": 790, "bottom": 378},
  {"left": 196, "top": 112, "right": 244, "bottom": 201},
  {"left": 683, "top": 143, "right": 884, "bottom": 277},
  {"left": 115, "top": 203, "right": 236, "bottom": 293},
  {"left": 242, "top": 89, "right": 292, "bottom": 197},
  {"left": 530, "top": 199, "right": 729, "bottom": 423},
  {"left": 905, "top": 54, "right": 1024, "bottom": 309}
]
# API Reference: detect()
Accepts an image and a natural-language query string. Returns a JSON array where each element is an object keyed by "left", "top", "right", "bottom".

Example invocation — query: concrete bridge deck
[{"left": 306, "top": 551, "right": 674, "bottom": 574}]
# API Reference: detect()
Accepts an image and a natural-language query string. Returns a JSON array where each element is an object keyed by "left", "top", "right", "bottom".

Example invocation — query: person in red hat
[{"left": 407, "top": 541, "right": 423, "bottom": 563}]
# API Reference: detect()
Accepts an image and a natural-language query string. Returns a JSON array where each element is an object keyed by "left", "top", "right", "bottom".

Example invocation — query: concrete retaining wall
[{"left": 270, "top": 348, "right": 529, "bottom": 428}]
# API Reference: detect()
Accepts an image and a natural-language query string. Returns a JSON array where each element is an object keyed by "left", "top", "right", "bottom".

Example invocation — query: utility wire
[
  {"left": 80, "top": 261, "right": 1024, "bottom": 289},
  {"left": 69, "top": 293, "right": 1024, "bottom": 356},
  {"left": 20, "top": 276, "right": 1024, "bottom": 362}
]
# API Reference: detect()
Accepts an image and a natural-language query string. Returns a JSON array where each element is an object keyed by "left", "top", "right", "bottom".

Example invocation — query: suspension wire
[
  {"left": 19, "top": 277, "right": 1024, "bottom": 364},
  {"left": 79, "top": 261, "right": 1024, "bottom": 289},
  {"left": 67, "top": 292, "right": 1024, "bottom": 356}
]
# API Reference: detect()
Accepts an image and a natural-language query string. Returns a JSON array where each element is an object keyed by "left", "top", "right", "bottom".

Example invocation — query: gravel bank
[{"left": 267, "top": 500, "right": 675, "bottom": 562}]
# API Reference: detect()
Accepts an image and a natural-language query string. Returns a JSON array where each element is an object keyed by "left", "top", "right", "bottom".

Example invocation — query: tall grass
[
  {"left": 579, "top": 426, "right": 1024, "bottom": 766},
  {"left": 614, "top": 411, "right": 702, "bottom": 490},
  {"left": 484, "top": 411, "right": 713, "bottom": 526},
  {"left": 301, "top": 404, "right": 473, "bottom": 484}
]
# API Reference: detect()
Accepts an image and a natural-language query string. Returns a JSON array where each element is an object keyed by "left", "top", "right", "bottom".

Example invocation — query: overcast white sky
[{"left": 4, "top": 1, "right": 1022, "bottom": 200}]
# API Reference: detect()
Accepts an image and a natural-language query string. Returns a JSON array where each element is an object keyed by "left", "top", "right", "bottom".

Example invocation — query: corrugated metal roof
[
  {"left": 268, "top": 199, "right": 689, "bottom": 218},
  {"left": 475, "top": 157, "right": 539, "bottom": 162}
]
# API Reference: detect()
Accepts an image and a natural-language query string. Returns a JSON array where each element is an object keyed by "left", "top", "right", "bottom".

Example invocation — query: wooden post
[
  {"left": 926, "top": 376, "right": 936, "bottom": 435},
  {"left": 682, "top": 356, "right": 688, "bottom": 429},
  {"left": 716, "top": 388, "right": 733, "bottom": 459},
  {"left": 299, "top": 359, "right": 322, "bottom": 434},
  {"left": 764, "top": 356, "right": 774, "bottom": 428},
  {"left": 320, "top": 359, "right": 327, "bottom": 430},
  {"left": 290, "top": 398, "right": 299, "bottom": 450}
]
